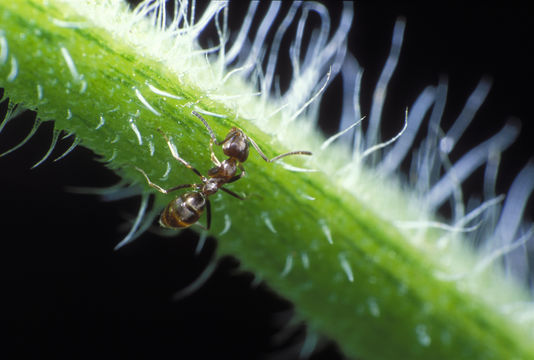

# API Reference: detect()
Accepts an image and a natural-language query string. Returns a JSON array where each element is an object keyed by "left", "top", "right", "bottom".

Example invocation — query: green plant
[{"left": 1, "top": 1, "right": 533, "bottom": 359}]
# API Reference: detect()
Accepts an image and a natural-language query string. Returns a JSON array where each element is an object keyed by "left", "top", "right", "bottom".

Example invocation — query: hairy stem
[{"left": 1, "top": 1, "right": 532, "bottom": 359}]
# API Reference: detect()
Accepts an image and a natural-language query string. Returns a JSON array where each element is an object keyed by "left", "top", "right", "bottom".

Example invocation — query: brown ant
[
  {"left": 136, "top": 113, "right": 311, "bottom": 230},
  {"left": 136, "top": 129, "right": 244, "bottom": 230}
]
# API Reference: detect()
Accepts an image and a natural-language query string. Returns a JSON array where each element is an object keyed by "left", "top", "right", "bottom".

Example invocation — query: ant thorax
[
  {"left": 208, "top": 158, "right": 238, "bottom": 179},
  {"left": 203, "top": 177, "right": 226, "bottom": 195}
]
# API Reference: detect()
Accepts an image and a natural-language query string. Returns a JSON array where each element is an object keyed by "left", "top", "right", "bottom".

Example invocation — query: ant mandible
[{"left": 136, "top": 113, "right": 312, "bottom": 230}]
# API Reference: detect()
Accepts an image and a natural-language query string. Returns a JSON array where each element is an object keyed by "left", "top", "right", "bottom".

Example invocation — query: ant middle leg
[
  {"left": 220, "top": 187, "right": 245, "bottom": 200},
  {"left": 156, "top": 128, "right": 204, "bottom": 179},
  {"left": 135, "top": 167, "right": 195, "bottom": 194}
]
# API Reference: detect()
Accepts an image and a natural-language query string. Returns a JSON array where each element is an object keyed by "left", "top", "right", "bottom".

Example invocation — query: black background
[{"left": 2, "top": 2, "right": 533, "bottom": 359}]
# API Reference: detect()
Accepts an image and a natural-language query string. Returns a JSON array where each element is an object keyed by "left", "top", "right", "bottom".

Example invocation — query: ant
[
  {"left": 135, "top": 128, "right": 244, "bottom": 230},
  {"left": 136, "top": 113, "right": 312, "bottom": 230}
]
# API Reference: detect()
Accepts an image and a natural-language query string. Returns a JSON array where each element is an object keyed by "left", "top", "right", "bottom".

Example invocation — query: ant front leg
[
  {"left": 192, "top": 111, "right": 244, "bottom": 149},
  {"left": 192, "top": 111, "right": 222, "bottom": 146},
  {"left": 227, "top": 163, "right": 246, "bottom": 184},
  {"left": 135, "top": 167, "right": 194, "bottom": 194},
  {"left": 191, "top": 111, "right": 223, "bottom": 167},
  {"left": 247, "top": 135, "right": 312, "bottom": 163}
]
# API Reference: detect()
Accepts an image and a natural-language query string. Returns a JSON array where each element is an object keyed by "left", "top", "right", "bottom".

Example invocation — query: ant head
[{"left": 222, "top": 128, "right": 249, "bottom": 163}]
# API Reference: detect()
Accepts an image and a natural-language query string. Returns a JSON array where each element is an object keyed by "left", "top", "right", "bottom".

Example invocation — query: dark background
[{"left": 2, "top": 2, "right": 533, "bottom": 359}]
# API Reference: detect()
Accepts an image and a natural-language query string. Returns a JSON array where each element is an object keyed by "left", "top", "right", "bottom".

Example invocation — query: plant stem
[{"left": 1, "top": 1, "right": 532, "bottom": 359}]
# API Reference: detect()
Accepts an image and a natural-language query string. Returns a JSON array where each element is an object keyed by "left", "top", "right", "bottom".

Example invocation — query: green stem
[{"left": 1, "top": 1, "right": 532, "bottom": 359}]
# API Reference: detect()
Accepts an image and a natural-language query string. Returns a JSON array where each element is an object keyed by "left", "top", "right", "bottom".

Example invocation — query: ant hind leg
[{"left": 206, "top": 199, "right": 211, "bottom": 230}]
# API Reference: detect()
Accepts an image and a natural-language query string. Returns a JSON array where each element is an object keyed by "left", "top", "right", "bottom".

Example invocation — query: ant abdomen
[{"left": 160, "top": 192, "right": 206, "bottom": 228}]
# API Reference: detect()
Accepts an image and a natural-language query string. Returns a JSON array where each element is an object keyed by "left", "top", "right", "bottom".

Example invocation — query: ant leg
[
  {"left": 191, "top": 111, "right": 222, "bottom": 166},
  {"left": 135, "top": 167, "right": 194, "bottom": 194},
  {"left": 192, "top": 111, "right": 222, "bottom": 145},
  {"left": 227, "top": 163, "right": 246, "bottom": 184},
  {"left": 209, "top": 139, "right": 221, "bottom": 167},
  {"left": 157, "top": 128, "right": 204, "bottom": 179},
  {"left": 192, "top": 110, "right": 239, "bottom": 147},
  {"left": 220, "top": 187, "right": 245, "bottom": 200},
  {"left": 205, "top": 199, "right": 211, "bottom": 230},
  {"left": 247, "top": 135, "right": 312, "bottom": 162}
]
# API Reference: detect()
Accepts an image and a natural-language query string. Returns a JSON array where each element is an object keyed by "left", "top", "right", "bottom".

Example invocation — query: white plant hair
[{"left": 1, "top": 0, "right": 532, "bottom": 357}]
